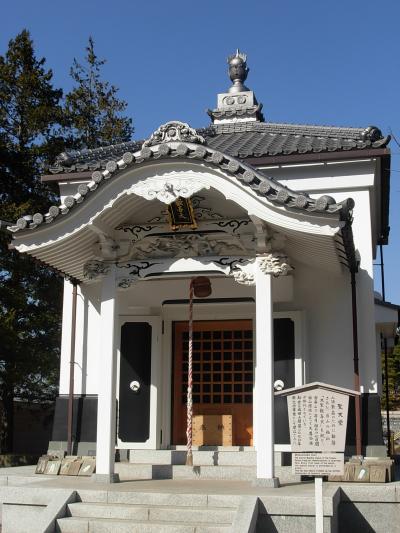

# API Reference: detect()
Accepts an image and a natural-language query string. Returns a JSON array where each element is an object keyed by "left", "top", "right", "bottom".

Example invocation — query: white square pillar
[
  {"left": 93, "top": 265, "right": 119, "bottom": 483},
  {"left": 254, "top": 258, "right": 279, "bottom": 487}
]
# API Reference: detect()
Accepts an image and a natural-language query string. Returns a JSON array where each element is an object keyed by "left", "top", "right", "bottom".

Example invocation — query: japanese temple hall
[{"left": 8, "top": 51, "right": 397, "bottom": 485}]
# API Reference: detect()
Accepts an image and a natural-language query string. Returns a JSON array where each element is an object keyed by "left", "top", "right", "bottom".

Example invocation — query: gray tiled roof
[
  {"left": 13, "top": 130, "right": 359, "bottom": 271},
  {"left": 48, "top": 121, "right": 390, "bottom": 174},
  {"left": 203, "top": 122, "right": 390, "bottom": 158}
]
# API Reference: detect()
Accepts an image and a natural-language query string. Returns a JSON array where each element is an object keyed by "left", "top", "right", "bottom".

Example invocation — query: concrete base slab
[
  {"left": 0, "top": 464, "right": 399, "bottom": 533},
  {"left": 91, "top": 473, "right": 120, "bottom": 484},
  {"left": 252, "top": 477, "right": 280, "bottom": 488}
]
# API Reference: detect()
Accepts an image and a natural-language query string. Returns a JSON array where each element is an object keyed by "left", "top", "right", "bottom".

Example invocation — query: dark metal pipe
[
  {"left": 379, "top": 243, "right": 391, "bottom": 455},
  {"left": 380, "top": 244, "right": 385, "bottom": 302},
  {"left": 383, "top": 336, "right": 391, "bottom": 456},
  {"left": 67, "top": 282, "right": 78, "bottom": 456},
  {"left": 351, "top": 270, "right": 362, "bottom": 456}
]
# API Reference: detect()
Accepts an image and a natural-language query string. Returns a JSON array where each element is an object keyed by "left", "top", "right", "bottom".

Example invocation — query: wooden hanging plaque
[{"left": 167, "top": 197, "right": 197, "bottom": 230}]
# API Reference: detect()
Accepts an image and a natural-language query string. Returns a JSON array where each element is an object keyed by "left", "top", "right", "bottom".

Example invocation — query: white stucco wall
[
  {"left": 59, "top": 280, "right": 101, "bottom": 395},
  {"left": 58, "top": 158, "right": 383, "bottom": 398},
  {"left": 259, "top": 159, "right": 380, "bottom": 393},
  {"left": 60, "top": 267, "right": 375, "bottom": 397}
]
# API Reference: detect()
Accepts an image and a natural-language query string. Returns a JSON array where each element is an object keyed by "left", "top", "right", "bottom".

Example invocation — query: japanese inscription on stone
[{"left": 287, "top": 389, "right": 349, "bottom": 452}]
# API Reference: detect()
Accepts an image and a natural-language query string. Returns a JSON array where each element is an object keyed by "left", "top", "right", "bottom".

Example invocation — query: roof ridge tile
[{"left": 48, "top": 121, "right": 390, "bottom": 173}]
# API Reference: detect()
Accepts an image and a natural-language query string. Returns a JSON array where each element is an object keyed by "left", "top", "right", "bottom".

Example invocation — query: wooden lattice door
[{"left": 172, "top": 320, "right": 253, "bottom": 446}]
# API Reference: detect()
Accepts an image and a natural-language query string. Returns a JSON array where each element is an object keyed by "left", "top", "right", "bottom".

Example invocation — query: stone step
[
  {"left": 68, "top": 502, "right": 235, "bottom": 524},
  {"left": 57, "top": 516, "right": 230, "bottom": 533},
  {"left": 116, "top": 462, "right": 300, "bottom": 482},
  {"left": 155, "top": 464, "right": 256, "bottom": 480},
  {"left": 129, "top": 449, "right": 257, "bottom": 466},
  {"left": 79, "top": 489, "right": 241, "bottom": 508}
]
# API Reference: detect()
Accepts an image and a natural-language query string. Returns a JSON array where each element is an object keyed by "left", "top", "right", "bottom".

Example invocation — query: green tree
[
  {"left": 0, "top": 30, "right": 64, "bottom": 452},
  {"left": 65, "top": 37, "right": 133, "bottom": 148},
  {"left": 381, "top": 343, "right": 400, "bottom": 411}
]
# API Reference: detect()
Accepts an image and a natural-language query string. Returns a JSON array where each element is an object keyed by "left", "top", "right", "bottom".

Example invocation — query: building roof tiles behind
[{"left": 48, "top": 121, "right": 390, "bottom": 174}]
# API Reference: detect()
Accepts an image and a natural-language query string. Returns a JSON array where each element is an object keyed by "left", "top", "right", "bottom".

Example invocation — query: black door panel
[
  {"left": 118, "top": 322, "right": 152, "bottom": 442},
  {"left": 274, "top": 317, "right": 295, "bottom": 444},
  {"left": 274, "top": 318, "right": 295, "bottom": 389}
]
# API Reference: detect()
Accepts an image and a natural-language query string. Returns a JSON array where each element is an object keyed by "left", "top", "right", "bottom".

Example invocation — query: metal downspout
[
  {"left": 380, "top": 243, "right": 392, "bottom": 456},
  {"left": 379, "top": 243, "right": 385, "bottom": 301},
  {"left": 351, "top": 269, "right": 362, "bottom": 456},
  {"left": 383, "top": 335, "right": 391, "bottom": 456}
]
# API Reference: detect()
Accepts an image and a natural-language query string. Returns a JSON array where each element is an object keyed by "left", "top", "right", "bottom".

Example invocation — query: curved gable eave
[
  {"left": 11, "top": 155, "right": 348, "bottom": 253},
  {"left": 11, "top": 140, "right": 353, "bottom": 235}
]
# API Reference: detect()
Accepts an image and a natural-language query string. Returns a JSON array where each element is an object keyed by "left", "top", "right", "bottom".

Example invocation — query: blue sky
[{"left": 2, "top": 0, "right": 400, "bottom": 303}]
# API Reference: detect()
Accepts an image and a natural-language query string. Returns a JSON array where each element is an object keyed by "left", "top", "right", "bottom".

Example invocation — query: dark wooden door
[{"left": 173, "top": 320, "right": 253, "bottom": 446}]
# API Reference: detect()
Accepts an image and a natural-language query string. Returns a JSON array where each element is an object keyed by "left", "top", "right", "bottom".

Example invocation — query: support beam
[
  {"left": 253, "top": 258, "right": 279, "bottom": 487},
  {"left": 92, "top": 265, "right": 119, "bottom": 483},
  {"left": 67, "top": 281, "right": 78, "bottom": 455}
]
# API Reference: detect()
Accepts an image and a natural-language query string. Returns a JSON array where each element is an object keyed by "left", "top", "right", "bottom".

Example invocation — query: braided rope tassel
[{"left": 186, "top": 279, "right": 194, "bottom": 466}]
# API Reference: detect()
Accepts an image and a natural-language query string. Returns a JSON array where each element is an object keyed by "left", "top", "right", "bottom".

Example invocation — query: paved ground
[
  {"left": 1, "top": 465, "right": 399, "bottom": 497},
  {"left": 0, "top": 465, "right": 314, "bottom": 495}
]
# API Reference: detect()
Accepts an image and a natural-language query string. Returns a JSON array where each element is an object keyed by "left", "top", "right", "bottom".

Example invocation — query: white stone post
[
  {"left": 254, "top": 257, "right": 279, "bottom": 487},
  {"left": 93, "top": 264, "right": 119, "bottom": 483}
]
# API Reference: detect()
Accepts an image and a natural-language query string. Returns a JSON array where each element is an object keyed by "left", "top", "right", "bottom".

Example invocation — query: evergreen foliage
[
  {"left": 382, "top": 342, "right": 400, "bottom": 410},
  {"left": 65, "top": 37, "right": 133, "bottom": 148},
  {"left": 0, "top": 31, "right": 134, "bottom": 453},
  {"left": 0, "top": 30, "right": 64, "bottom": 452}
]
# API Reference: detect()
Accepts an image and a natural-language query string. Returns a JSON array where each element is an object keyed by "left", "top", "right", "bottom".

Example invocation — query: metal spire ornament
[
  {"left": 186, "top": 277, "right": 212, "bottom": 467},
  {"left": 227, "top": 49, "right": 249, "bottom": 93}
]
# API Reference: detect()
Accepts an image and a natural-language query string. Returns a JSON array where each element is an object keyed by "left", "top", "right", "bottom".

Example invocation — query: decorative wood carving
[
  {"left": 258, "top": 253, "right": 293, "bottom": 277},
  {"left": 83, "top": 260, "right": 111, "bottom": 280},
  {"left": 129, "top": 176, "right": 209, "bottom": 205},
  {"left": 142, "top": 121, "right": 206, "bottom": 147},
  {"left": 129, "top": 232, "right": 249, "bottom": 260}
]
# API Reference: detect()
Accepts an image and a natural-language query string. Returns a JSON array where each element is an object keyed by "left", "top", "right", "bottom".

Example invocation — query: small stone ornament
[
  {"left": 78, "top": 457, "right": 96, "bottom": 476},
  {"left": 354, "top": 465, "right": 370, "bottom": 482},
  {"left": 35, "top": 455, "right": 50, "bottom": 474},
  {"left": 44, "top": 459, "right": 62, "bottom": 475}
]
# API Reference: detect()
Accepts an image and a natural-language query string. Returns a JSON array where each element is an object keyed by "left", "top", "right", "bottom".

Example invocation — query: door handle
[{"left": 129, "top": 380, "right": 140, "bottom": 393}]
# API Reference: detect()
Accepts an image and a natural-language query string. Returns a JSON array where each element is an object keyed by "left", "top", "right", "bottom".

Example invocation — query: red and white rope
[{"left": 186, "top": 279, "right": 194, "bottom": 466}]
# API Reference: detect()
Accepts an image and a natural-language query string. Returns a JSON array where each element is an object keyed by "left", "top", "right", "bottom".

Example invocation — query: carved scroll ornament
[
  {"left": 143, "top": 121, "right": 205, "bottom": 147},
  {"left": 129, "top": 177, "right": 209, "bottom": 205},
  {"left": 83, "top": 260, "right": 111, "bottom": 280},
  {"left": 258, "top": 253, "right": 293, "bottom": 277},
  {"left": 229, "top": 252, "right": 292, "bottom": 286}
]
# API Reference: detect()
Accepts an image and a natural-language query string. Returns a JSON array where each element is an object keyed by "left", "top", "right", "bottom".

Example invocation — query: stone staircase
[
  {"left": 56, "top": 449, "right": 298, "bottom": 531},
  {"left": 115, "top": 447, "right": 299, "bottom": 483},
  {"left": 56, "top": 490, "right": 240, "bottom": 532}
]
